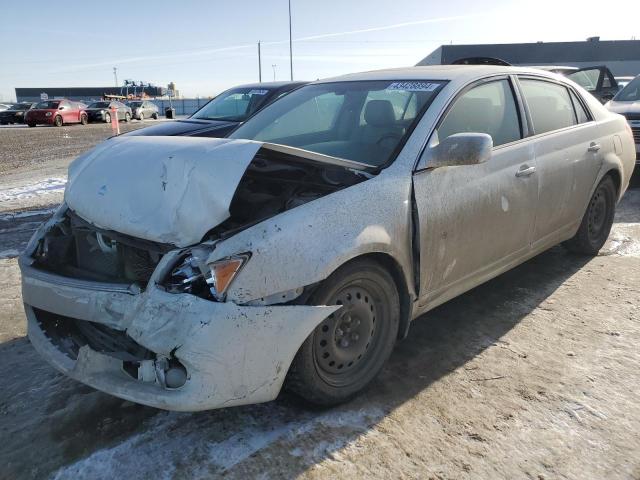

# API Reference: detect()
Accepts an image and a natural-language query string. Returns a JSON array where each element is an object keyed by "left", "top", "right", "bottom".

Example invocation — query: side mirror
[
  {"left": 58, "top": 106, "right": 65, "bottom": 110},
  {"left": 424, "top": 133, "right": 493, "bottom": 169}
]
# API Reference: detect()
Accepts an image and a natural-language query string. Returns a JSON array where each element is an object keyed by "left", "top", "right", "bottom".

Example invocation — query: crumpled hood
[{"left": 64, "top": 136, "right": 262, "bottom": 247}]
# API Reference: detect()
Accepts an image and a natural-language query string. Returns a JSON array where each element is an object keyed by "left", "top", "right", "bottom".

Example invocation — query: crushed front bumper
[{"left": 21, "top": 255, "right": 338, "bottom": 411}]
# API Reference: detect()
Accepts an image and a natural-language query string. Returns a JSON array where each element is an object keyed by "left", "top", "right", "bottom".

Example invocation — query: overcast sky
[{"left": 1, "top": 0, "right": 638, "bottom": 101}]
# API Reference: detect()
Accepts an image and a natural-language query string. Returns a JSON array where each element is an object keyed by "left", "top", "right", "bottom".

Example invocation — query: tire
[
  {"left": 125, "top": 112, "right": 131, "bottom": 122},
  {"left": 104, "top": 112, "right": 111, "bottom": 123},
  {"left": 139, "top": 112, "right": 144, "bottom": 121},
  {"left": 563, "top": 175, "right": 616, "bottom": 255},
  {"left": 0, "top": 122, "right": 7, "bottom": 126},
  {"left": 27, "top": 122, "right": 36, "bottom": 128},
  {"left": 152, "top": 112, "right": 158, "bottom": 120},
  {"left": 286, "top": 258, "right": 400, "bottom": 406},
  {"left": 80, "top": 114, "right": 88, "bottom": 125},
  {"left": 53, "top": 115, "right": 63, "bottom": 127}
]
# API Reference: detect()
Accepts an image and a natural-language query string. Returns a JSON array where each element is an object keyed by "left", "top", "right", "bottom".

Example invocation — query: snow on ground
[
  {"left": 0, "top": 177, "right": 66, "bottom": 203},
  {"left": 51, "top": 404, "right": 384, "bottom": 480}
]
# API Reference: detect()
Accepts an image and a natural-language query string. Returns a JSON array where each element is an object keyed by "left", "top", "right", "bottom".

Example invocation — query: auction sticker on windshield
[
  {"left": 248, "top": 89, "right": 269, "bottom": 95},
  {"left": 386, "top": 82, "right": 439, "bottom": 92}
]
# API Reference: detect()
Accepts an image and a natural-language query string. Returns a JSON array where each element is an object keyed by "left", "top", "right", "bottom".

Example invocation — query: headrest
[{"left": 364, "top": 100, "right": 396, "bottom": 127}]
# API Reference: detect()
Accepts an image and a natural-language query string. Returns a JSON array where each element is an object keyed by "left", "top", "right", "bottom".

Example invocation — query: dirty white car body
[{"left": 21, "top": 66, "right": 635, "bottom": 411}]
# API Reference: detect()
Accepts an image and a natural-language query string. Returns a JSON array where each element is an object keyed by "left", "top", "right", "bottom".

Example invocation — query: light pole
[
  {"left": 113, "top": 67, "right": 118, "bottom": 87},
  {"left": 257, "top": 41, "right": 262, "bottom": 82},
  {"left": 272, "top": 64, "right": 277, "bottom": 81},
  {"left": 288, "top": 0, "right": 293, "bottom": 80}
]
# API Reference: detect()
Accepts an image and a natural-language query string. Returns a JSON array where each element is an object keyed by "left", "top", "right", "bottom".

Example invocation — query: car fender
[{"left": 208, "top": 168, "right": 416, "bottom": 305}]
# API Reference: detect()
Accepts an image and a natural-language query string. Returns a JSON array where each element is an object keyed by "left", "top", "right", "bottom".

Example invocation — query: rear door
[
  {"left": 517, "top": 77, "right": 602, "bottom": 248},
  {"left": 566, "top": 66, "right": 618, "bottom": 103},
  {"left": 413, "top": 77, "right": 539, "bottom": 306}
]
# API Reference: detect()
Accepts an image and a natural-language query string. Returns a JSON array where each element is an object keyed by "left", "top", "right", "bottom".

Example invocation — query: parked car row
[
  {"left": 23, "top": 64, "right": 636, "bottom": 412},
  {"left": 0, "top": 99, "right": 162, "bottom": 127}
]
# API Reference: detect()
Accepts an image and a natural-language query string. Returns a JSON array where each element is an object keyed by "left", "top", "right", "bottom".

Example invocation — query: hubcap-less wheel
[
  {"left": 587, "top": 188, "right": 608, "bottom": 242},
  {"left": 286, "top": 259, "right": 399, "bottom": 405},
  {"left": 125, "top": 113, "right": 131, "bottom": 122},
  {"left": 139, "top": 112, "right": 144, "bottom": 121},
  {"left": 104, "top": 113, "right": 111, "bottom": 123},
  {"left": 54, "top": 116, "right": 62, "bottom": 127},
  {"left": 314, "top": 285, "right": 379, "bottom": 384}
]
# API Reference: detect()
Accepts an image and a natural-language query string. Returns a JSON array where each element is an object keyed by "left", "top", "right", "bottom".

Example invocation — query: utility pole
[
  {"left": 272, "top": 64, "right": 277, "bottom": 81},
  {"left": 288, "top": 0, "right": 293, "bottom": 80},
  {"left": 258, "top": 41, "right": 262, "bottom": 82},
  {"left": 113, "top": 67, "right": 118, "bottom": 87}
]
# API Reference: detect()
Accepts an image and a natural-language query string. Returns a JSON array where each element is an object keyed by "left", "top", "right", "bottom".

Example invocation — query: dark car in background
[
  {"left": 0, "top": 102, "right": 35, "bottom": 124},
  {"left": 85, "top": 101, "right": 131, "bottom": 123},
  {"left": 126, "top": 81, "right": 306, "bottom": 138},
  {"left": 25, "top": 99, "right": 87, "bottom": 127},
  {"left": 606, "top": 75, "right": 640, "bottom": 165},
  {"left": 126, "top": 100, "right": 159, "bottom": 120},
  {"left": 534, "top": 66, "right": 619, "bottom": 103}
]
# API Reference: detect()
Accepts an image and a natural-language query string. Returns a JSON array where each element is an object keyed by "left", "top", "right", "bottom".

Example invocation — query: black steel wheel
[
  {"left": 286, "top": 258, "right": 400, "bottom": 406},
  {"left": 563, "top": 175, "right": 616, "bottom": 255}
]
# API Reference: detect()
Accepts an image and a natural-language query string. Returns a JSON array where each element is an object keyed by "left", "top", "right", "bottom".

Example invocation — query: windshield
[
  {"left": 35, "top": 101, "right": 60, "bottom": 109},
  {"left": 10, "top": 103, "right": 29, "bottom": 110},
  {"left": 128, "top": 101, "right": 142, "bottom": 107},
  {"left": 88, "top": 102, "right": 110, "bottom": 108},
  {"left": 191, "top": 87, "right": 274, "bottom": 121},
  {"left": 613, "top": 76, "right": 640, "bottom": 102},
  {"left": 229, "top": 80, "right": 445, "bottom": 167}
]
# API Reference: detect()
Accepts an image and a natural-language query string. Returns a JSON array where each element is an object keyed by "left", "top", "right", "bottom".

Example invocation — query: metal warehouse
[
  {"left": 15, "top": 85, "right": 166, "bottom": 103},
  {"left": 417, "top": 38, "right": 640, "bottom": 76}
]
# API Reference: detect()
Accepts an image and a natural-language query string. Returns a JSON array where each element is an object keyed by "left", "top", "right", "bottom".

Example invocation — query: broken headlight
[{"left": 165, "top": 252, "right": 250, "bottom": 301}]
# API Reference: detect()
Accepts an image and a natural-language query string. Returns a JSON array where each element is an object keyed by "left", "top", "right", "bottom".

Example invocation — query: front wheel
[
  {"left": 80, "top": 114, "right": 88, "bottom": 125},
  {"left": 139, "top": 112, "right": 144, "bottom": 121},
  {"left": 53, "top": 115, "right": 63, "bottom": 127},
  {"left": 104, "top": 112, "right": 111, "bottom": 123},
  {"left": 125, "top": 112, "right": 131, "bottom": 122},
  {"left": 286, "top": 258, "right": 400, "bottom": 406},
  {"left": 563, "top": 176, "right": 616, "bottom": 255},
  {"left": 152, "top": 112, "right": 158, "bottom": 119},
  {"left": 27, "top": 122, "right": 36, "bottom": 128}
]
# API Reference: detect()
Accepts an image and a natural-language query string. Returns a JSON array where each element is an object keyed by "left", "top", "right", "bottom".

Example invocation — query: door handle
[
  {"left": 587, "top": 142, "right": 601, "bottom": 153},
  {"left": 516, "top": 165, "right": 536, "bottom": 177}
]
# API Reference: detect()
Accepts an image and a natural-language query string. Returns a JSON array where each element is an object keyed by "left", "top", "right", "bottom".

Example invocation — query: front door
[{"left": 413, "top": 77, "right": 539, "bottom": 307}]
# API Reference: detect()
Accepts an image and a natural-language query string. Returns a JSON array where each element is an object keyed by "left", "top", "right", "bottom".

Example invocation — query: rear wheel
[
  {"left": 125, "top": 112, "right": 131, "bottom": 122},
  {"left": 104, "top": 112, "right": 111, "bottom": 123},
  {"left": 53, "top": 115, "right": 63, "bottom": 127},
  {"left": 286, "top": 258, "right": 400, "bottom": 406},
  {"left": 139, "top": 112, "right": 144, "bottom": 121},
  {"left": 27, "top": 122, "right": 36, "bottom": 128},
  {"left": 152, "top": 112, "right": 158, "bottom": 119},
  {"left": 563, "top": 175, "right": 616, "bottom": 255}
]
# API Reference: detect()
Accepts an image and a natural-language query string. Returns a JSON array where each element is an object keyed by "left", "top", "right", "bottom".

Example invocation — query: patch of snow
[
  {"left": 0, "top": 207, "right": 57, "bottom": 221},
  {"left": 0, "top": 178, "right": 66, "bottom": 203},
  {"left": 51, "top": 404, "right": 384, "bottom": 479}
]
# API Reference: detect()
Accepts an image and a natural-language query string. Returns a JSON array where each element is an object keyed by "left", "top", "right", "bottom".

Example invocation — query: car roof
[{"left": 314, "top": 65, "right": 568, "bottom": 85}]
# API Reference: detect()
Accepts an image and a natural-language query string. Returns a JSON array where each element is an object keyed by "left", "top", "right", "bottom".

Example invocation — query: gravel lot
[{"left": 0, "top": 125, "right": 639, "bottom": 479}]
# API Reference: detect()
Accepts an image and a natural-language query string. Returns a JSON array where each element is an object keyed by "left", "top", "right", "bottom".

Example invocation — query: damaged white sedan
[{"left": 21, "top": 66, "right": 635, "bottom": 411}]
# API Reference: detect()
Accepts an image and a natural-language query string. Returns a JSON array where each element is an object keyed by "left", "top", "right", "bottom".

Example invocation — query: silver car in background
[{"left": 21, "top": 66, "right": 635, "bottom": 411}]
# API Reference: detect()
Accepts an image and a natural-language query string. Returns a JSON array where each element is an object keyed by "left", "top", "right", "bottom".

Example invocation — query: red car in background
[{"left": 25, "top": 99, "right": 88, "bottom": 127}]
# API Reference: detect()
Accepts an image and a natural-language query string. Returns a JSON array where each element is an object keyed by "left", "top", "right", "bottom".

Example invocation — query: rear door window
[
  {"left": 519, "top": 79, "right": 577, "bottom": 134},
  {"left": 434, "top": 79, "right": 521, "bottom": 147}
]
